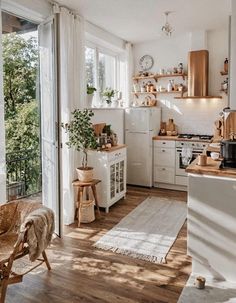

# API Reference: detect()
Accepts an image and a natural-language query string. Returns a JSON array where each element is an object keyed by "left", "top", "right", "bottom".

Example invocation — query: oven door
[{"left": 175, "top": 149, "right": 200, "bottom": 176}]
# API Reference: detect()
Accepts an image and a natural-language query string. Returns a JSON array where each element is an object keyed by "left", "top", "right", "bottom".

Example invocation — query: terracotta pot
[{"left": 76, "top": 167, "right": 93, "bottom": 182}]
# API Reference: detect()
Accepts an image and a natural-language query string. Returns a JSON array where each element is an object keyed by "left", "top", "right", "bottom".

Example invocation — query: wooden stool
[{"left": 72, "top": 179, "right": 101, "bottom": 227}]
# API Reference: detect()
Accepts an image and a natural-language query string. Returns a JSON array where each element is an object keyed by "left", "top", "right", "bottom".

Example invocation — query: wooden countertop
[
  {"left": 153, "top": 136, "right": 178, "bottom": 141},
  {"left": 89, "top": 144, "right": 126, "bottom": 153},
  {"left": 186, "top": 157, "right": 236, "bottom": 179}
]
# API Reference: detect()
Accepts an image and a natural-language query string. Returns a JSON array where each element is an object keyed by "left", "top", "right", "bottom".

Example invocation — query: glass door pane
[
  {"left": 110, "top": 163, "right": 115, "bottom": 199},
  {"left": 116, "top": 162, "right": 120, "bottom": 194},
  {"left": 120, "top": 160, "right": 124, "bottom": 192},
  {"left": 39, "top": 18, "right": 60, "bottom": 236},
  {"left": 98, "top": 52, "right": 116, "bottom": 98}
]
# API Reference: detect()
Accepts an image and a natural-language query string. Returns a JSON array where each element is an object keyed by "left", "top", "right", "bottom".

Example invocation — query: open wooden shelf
[
  {"left": 174, "top": 95, "right": 223, "bottom": 99},
  {"left": 132, "top": 91, "right": 185, "bottom": 98},
  {"left": 156, "top": 73, "right": 187, "bottom": 80},
  {"left": 132, "top": 75, "right": 156, "bottom": 81},
  {"left": 132, "top": 73, "right": 187, "bottom": 82}
]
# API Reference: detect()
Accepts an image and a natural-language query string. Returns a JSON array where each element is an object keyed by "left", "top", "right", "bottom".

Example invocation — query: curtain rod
[{"left": 47, "top": 0, "right": 81, "bottom": 16}]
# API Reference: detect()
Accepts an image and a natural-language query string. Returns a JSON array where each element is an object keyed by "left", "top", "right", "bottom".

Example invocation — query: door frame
[{"left": 0, "top": 3, "right": 62, "bottom": 236}]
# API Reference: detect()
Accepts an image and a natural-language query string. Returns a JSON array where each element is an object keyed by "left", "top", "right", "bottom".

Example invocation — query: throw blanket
[{"left": 20, "top": 207, "right": 55, "bottom": 262}]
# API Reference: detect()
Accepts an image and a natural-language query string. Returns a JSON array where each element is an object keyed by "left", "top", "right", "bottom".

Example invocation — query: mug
[{"left": 198, "top": 154, "right": 207, "bottom": 166}]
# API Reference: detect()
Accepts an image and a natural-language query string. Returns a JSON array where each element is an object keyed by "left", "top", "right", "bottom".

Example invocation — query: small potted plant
[
  {"left": 87, "top": 84, "right": 96, "bottom": 108},
  {"left": 101, "top": 87, "right": 117, "bottom": 106},
  {"left": 62, "top": 109, "right": 97, "bottom": 181}
]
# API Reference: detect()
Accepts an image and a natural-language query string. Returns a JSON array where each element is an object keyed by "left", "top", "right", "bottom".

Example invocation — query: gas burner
[
  {"left": 178, "top": 134, "right": 213, "bottom": 141},
  {"left": 178, "top": 134, "right": 194, "bottom": 139},
  {"left": 198, "top": 135, "right": 213, "bottom": 141}
]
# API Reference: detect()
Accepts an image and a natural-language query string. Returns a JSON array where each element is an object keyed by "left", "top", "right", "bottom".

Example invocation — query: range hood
[{"left": 175, "top": 50, "right": 222, "bottom": 99}]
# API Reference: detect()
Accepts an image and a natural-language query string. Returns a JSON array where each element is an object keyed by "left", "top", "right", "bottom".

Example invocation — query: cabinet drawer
[
  {"left": 175, "top": 176, "right": 188, "bottom": 186},
  {"left": 154, "top": 140, "right": 176, "bottom": 148},
  {"left": 107, "top": 148, "right": 126, "bottom": 162},
  {"left": 154, "top": 147, "right": 175, "bottom": 167},
  {"left": 154, "top": 166, "right": 175, "bottom": 184}
]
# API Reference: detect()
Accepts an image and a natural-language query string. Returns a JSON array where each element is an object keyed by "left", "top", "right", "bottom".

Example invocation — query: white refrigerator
[{"left": 125, "top": 107, "right": 161, "bottom": 187}]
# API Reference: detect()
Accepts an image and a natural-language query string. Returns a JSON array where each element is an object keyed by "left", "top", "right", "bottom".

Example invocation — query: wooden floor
[{"left": 6, "top": 186, "right": 191, "bottom": 303}]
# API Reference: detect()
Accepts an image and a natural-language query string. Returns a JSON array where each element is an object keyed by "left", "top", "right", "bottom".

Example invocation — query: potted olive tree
[
  {"left": 62, "top": 109, "right": 97, "bottom": 181},
  {"left": 87, "top": 84, "right": 96, "bottom": 108}
]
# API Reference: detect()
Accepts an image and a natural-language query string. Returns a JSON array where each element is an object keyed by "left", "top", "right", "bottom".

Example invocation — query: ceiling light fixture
[{"left": 162, "top": 11, "right": 174, "bottom": 37}]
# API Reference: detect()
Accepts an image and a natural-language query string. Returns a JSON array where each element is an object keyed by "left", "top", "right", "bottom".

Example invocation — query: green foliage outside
[{"left": 3, "top": 33, "right": 41, "bottom": 197}]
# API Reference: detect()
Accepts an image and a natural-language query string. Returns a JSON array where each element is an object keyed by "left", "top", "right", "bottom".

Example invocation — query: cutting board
[{"left": 93, "top": 123, "right": 106, "bottom": 136}]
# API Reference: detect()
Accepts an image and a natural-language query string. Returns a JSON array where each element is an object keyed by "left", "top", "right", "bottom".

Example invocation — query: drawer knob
[
  {"left": 162, "top": 168, "right": 166, "bottom": 171},
  {"left": 162, "top": 150, "right": 166, "bottom": 152}
]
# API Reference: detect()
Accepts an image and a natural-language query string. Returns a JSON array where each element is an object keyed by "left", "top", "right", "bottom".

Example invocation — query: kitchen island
[{"left": 186, "top": 158, "right": 236, "bottom": 282}]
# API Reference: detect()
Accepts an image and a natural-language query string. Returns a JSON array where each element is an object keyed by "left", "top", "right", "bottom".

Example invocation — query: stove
[
  {"left": 178, "top": 134, "right": 213, "bottom": 142},
  {"left": 176, "top": 134, "right": 212, "bottom": 181}
]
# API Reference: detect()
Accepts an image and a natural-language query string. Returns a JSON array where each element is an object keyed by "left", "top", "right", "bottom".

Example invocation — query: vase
[
  {"left": 87, "top": 94, "right": 93, "bottom": 108},
  {"left": 76, "top": 167, "right": 93, "bottom": 182},
  {"left": 111, "top": 100, "right": 118, "bottom": 108},
  {"left": 105, "top": 101, "right": 112, "bottom": 107}
]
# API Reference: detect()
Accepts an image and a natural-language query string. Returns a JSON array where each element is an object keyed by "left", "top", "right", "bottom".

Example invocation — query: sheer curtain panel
[
  {"left": 125, "top": 42, "right": 134, "bottom": 107},
  {"left": 55, "top": 5, "right": 86, "bottom": 225}
]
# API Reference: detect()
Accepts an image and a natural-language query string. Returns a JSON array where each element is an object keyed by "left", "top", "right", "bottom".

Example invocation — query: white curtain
[
  {"left": 55, "top": 5, "right": 86, "bottom": 225},
  {"left": 125, "top": 42, "right": 134, "bottom": 107},
  {"left": 0, "top": 2, "right": 6, "bottom": 204}
]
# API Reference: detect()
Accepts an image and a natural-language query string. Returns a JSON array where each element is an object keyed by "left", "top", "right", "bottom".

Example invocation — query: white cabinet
[
  {"left": 153, "top": 140, "right": 176, "bottom": 185},
  {"left": 88, "top": 146, "right": 127, "bottom": 213}
]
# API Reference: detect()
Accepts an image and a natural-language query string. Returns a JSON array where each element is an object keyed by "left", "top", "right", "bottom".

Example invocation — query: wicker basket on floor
[{"left": 80, "top": 200, "right": 95, "bottom": 223}]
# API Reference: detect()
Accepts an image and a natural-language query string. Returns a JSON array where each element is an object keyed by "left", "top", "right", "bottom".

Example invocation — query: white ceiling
[{"left": 56, "top": 0, "right": 231, "bottom": 43}]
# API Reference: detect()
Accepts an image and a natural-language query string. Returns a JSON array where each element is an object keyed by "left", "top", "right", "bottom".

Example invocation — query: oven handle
[{"left": 176, "top": 149, "right": 203, "bottom": 154}]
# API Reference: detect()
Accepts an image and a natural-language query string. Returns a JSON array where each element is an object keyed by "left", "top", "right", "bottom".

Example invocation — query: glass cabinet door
[
  {"left": 116, "top": 162, "right": 120, "bottom": 194},
  {"left": 110, "top": 163, "right": 115, "bottom": 199},
  {"left": 120, "top": 160, "right": 124, "bottom": 192}
]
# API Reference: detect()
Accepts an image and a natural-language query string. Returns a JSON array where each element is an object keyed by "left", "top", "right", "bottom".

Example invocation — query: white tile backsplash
[{"left": 157, "top": 95, "right": 228, "bottom": 135}]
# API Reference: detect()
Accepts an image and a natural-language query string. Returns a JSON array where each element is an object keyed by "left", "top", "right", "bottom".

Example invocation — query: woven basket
[{"left": 80, "top": 200, "right": 95, "bottom": 223}]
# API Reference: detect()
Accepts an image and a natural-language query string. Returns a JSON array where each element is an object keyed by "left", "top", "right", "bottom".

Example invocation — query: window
[
  {"left": 85, "top": 47, "right": 95, "bottom": 87},
  {"left": 98, "top": 52, "right": 116, "bottom": 93},
  {"left": 85, "top": 44, "right": 126, "bottom": 107}
]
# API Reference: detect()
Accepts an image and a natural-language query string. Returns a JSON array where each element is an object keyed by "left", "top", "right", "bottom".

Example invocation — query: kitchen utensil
[
  {"left": 133, "top": 83, "right": 140, "bottom": 93},
  {"left": 198, "top": 154, "right": 207, "bottom": 166},
  {"left": 220, "top": 139, "right": 236, "bottom": 168},
  {"left": 166, "top": 119, "right": 176, "bottom": 131},
  {"left": 159, "top": 122, "right": 167, "bottom": 135},
  {"left": 195, "top": 276, "right": 206, "bottom": 289},
  {"left": 210, "top": 152, "right": 220, "bottom": 160},
  {"left": 222, "top": 108, "right": 236, "bottom": 140},
  {"left": 93, "top": 123, "right": 106, "bottom": 137}
]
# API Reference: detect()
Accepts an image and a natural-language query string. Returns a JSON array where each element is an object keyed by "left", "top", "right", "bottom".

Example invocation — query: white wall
[
  {"left": 85, "top": 21, "right": 125, "bottom": 53},
  {"left": 133, "top": 31, "right": 228, "bottom": 135},
  {"left": 1, "top": 0, "right": 51, "bottom": 22}
]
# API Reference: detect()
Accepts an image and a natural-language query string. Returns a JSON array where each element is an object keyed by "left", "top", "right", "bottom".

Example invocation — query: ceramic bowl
[{"left": 210, "top": 152, "right": 220, "bottom": 160}]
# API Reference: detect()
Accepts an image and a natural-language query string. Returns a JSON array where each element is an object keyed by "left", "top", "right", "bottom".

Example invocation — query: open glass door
[
  {"left": 39, "top": 18, "right": 61, "bottom": 236},
  {"left": 0, "top": 9, "right": 6, "bottom": 204}
]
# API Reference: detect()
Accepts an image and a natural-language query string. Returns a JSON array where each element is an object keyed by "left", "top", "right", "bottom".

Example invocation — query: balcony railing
[{"left": 6, "top": 149, "right": 42, "bottom": 201}]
